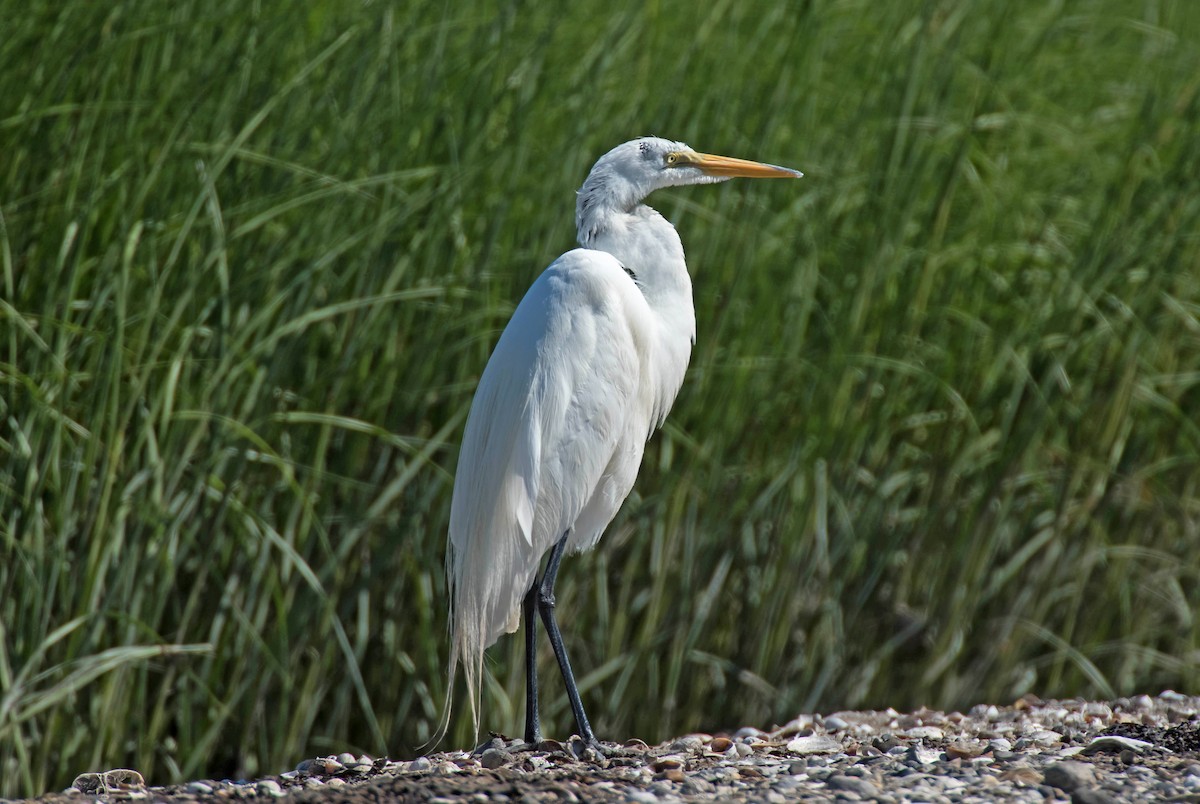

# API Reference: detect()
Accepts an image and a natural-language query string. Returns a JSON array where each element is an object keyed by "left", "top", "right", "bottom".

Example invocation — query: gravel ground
[{"left": 22, "top": 693, "right": 1200, "bottom": 803}]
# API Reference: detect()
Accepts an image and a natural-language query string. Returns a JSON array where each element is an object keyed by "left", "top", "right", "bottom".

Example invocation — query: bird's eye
[{"left": 664, "top": 152, "right": 679, "bottom": 166}]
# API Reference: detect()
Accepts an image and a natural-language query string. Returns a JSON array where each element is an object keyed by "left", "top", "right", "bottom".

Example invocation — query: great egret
[{"left": 447, "top": 136, "right": 802, "bottom": 747}]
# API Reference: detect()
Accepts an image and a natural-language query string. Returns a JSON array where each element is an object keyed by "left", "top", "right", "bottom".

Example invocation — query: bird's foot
[{"left": 567, "top": 734, "right": 623, "bottom": 761}]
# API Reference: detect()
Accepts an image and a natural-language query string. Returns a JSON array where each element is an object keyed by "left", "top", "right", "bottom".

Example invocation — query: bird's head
[{"left": 576, "top": 136, "right": 802, "bottom": 236}]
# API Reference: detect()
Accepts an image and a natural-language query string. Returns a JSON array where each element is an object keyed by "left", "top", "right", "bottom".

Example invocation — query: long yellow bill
[{"left": 682, "top": 151, "right": 803, "bottom": 179}]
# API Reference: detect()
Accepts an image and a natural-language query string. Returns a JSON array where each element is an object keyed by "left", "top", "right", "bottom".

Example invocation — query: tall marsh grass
[{"left": 2, "top": 0, "right": 1199, "bottom": 796}]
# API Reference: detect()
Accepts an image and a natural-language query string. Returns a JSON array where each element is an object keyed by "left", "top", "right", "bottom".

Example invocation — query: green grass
[{"left": 2, "top": 0, "right": 1199, "bottom": 796}]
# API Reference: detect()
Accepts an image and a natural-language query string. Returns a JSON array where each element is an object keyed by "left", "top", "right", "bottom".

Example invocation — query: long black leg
[
  {"left": 537, "top": 532, "right": 597, "bottom": 745},
  {"left": 523, "top": 582, "right": 541, "bottom": 744}
]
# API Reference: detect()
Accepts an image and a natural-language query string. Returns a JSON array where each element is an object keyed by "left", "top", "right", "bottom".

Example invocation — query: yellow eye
[{"left": 665, "top": 152, "right": 679, "bottom": 165}]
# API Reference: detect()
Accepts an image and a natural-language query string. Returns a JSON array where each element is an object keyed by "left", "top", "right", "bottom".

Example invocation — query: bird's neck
[
  {"left": 577, "top": 200, "right": 697, "bottom": 422},
  {"left": 577, "top": 203, "right": 697, "bottom": 384},
  {"left": 577, "top": 204, "right": 692, "bottom": 303}
]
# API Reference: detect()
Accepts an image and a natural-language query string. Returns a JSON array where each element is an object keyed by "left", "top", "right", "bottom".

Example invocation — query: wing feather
[{"left": 446, "top": 248, "right": 652, "bottom": 736}]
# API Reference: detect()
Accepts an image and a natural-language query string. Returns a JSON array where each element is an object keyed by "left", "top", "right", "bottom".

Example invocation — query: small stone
[
  {"left": 872, "top": 734, "right": 900, "bottom": 753},
  {"left": 734, "top": 742, "right": 753, "bottom": 758},
  {"left": 708, "top": 737, "right": 733, "bottom": 752},
  {"left": 473, "top": 736, "right": 505, "bottom": 754},
  {"left": 1044, "top": 760, "right": 1095, "bottom": 792},
  {"left": 186, "top": 782, "right": 214, "bottom": 795},
  {"left": 335, "top": 752, "right": 356, "bottom": 765},
  {"left": 1130, "top": 694, "right": 1154, "bottom": 710},
  {"left": 326, "top": 777, "right": 347, "bottom": 787},
  {"left": 480, "top": 748, "right": 511, "bottom": 769},
  {"left": 826, "top": 774, "right": 881, "bottom": 797},
  {"left": 904, "top": 745, "right": 941, "bottom": 765},
  {"left": 946, "top": 740, "right": 984, "bottom": 759},
  {"left": 1070, "top": 789, "right": 1119, "bottom": 804},
  {"left": 786, "top": 734, "right": 840, "bottom": 754},
  {"left": 409, "top": 756, "right": 433, "bottom": 772},
  {"left": 805, "top": 765, "right": 832, "bottom": 782},
  {"left": 256, "top": 780, "right": 284, "bottom": 797},
  {"left": 1000, "top": 767, "right": 1043, "bottom": 785},
  {"left": 669, "top": 735, "right": 705, "bottom": 752},
  {"left": 1031, "top": 729, "right": 1064, "bottom": 746},
  {"left": 624, "top": 791, "right": 659, "bottom": 804},
  {"left": 651, "top": 757, "right": 684, "bottom": 771},
  {"left": 824, "top": 715, "right": 850, "bottom": 731},
  {"left": 659, "top": 768, "right": 685, "bottom": 783},
  {"left": 681, "top": 776, "right": 714, "bottom": 794},
  {"left": 1082, "top": 735, "right": 1154, "bottom": 755}
]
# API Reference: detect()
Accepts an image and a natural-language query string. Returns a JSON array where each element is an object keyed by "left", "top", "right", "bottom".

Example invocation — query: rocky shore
[{"left": 27, "top": 693, "right": 1200, "bottom": 803}]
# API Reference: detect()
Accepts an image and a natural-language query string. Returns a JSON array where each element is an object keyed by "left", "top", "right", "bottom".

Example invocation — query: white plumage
[{"left": 445, "top": 137, "right": 801, "bottom": 744}]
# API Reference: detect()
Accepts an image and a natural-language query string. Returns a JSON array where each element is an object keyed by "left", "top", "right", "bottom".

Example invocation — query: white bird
[{"left": 446, "top": 136, "right": 802, "bottom": 747}]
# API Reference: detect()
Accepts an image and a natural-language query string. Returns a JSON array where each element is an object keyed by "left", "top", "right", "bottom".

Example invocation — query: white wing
[{"left": 447, "top": 247, "right": 657, "bottom": 733}]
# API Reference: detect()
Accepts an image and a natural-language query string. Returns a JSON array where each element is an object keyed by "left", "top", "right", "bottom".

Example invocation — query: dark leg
[
  {"left": 523, "top": 582, "right": 541, "bottom": 744},
  {"left": 537, "top": 533, "right": 598, "bottom": 746}
]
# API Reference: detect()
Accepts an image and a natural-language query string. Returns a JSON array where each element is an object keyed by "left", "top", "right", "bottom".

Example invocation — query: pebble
[
  {"left": 670, "top": 735, "right": 706, "bottom": 752},
  {"left": 1082, "top": 734, "right": 1154, "bottom": 755},
  {"left": 826, "top": 773, "right": 881, "bottom": 797},
  {"left": 786, "top": 734, "right": 840, "bottom": 754},
  {"left": 945, "top": 739, "right": 985, "bottom": 759},
  {"left": 481, "top": 748, "right": 512, "bottom": 769},
  {"left": 256, "top": 779, "right": 284, "bottom": 797},
  {"left": 1044, "top": 760, "right": 1096, "bottom": 792}
]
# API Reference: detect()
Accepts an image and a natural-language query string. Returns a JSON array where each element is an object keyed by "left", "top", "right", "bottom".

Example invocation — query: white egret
[{"left": 447, "top": 136, "right": 802, "bottom": 747}]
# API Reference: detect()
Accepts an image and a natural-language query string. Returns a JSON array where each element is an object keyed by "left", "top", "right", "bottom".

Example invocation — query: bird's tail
[
  {"left": 443, "top": 533, "right": 486, "bottom": 745},
  {"left": 444, "top": 508, "right": 539, "bottom": 747}
]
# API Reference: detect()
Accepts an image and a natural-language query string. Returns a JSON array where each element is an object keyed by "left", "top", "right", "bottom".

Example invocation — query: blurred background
[{"left": 2, "top": 0, "right": 1199, "bottom": 796}]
